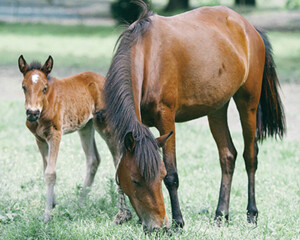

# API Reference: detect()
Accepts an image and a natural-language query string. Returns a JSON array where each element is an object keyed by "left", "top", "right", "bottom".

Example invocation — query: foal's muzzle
[{"left": 26, "top": 109, "right": 41, "bottom": 122}]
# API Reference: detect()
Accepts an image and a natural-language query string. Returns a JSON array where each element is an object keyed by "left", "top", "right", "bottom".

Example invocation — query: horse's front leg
[
  {"left": 156, "top": 107, "right": 184, "bottom": 228},
  {"left": 43, "top": 131, "right": 61, "bottom": 224},
  {"left": 36, "top": 137, "right": 58, "bottom": 208}
]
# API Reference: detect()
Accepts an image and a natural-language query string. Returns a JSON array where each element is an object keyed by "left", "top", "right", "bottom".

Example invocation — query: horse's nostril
[{"left": 33, "top": 110, "right": 40, "bottom": 117}]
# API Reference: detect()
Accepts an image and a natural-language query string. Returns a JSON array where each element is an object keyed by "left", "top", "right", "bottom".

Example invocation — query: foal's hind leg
[
  {"left": 78, "top": 120, "right": 101, "bottom": 202},
  {"left": 208, "top": 102, "right": 237, "bottom": 222},
  {"left": 234, "top": 93, "right": 259, "bottom": 224}
]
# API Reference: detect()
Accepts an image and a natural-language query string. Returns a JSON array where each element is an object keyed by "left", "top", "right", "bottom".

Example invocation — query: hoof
[
  {"left": 173, "top": 218, "right": 185, "bottom": 229},
  {"left": 53, "top": 200, "right": 58, "bottom": 208},
  {"left": 214, "top": 211, "right": 229, "bottom": 227},
  {"left": 113, "top": 209, "right": 132, "bottom": 225},
  {"left": 44, "top": 213, "right": 51, "bottom": 224},
  {"left": 247, "top": 211, "right": 258, "bottom": 225}
]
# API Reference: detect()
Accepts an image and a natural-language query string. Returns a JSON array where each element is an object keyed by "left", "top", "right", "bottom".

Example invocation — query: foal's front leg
[{"left": 43, "top": 131, "right": 61, "bottom": 224}]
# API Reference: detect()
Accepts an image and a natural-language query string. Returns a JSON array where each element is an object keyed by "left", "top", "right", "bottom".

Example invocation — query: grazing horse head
[
  {"left": 103, "top": 2, "right": 175, "bottom": 232},
  {"left": 18, "top": 55, "right": 53, "bottom": 122},
  {"left": 116, "top": 131, "right": 173, "bottom": 232}
]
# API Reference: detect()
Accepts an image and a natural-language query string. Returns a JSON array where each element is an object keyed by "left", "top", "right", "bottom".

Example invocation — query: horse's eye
[
  {"left": 22, "top": 86, "right": 26, "bottom": 92},
  {"left": 132, "top": 179, "right": 141, "bottom": 187},
  {"left": 42, "top": 87, "right": 47, "bottom": 93}
]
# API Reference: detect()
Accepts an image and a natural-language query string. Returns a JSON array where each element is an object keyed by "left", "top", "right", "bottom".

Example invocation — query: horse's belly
[
  {"left": 175, "top": 104, "right": 212, "bottom": 122},
  {"left": 175, "top": 96, "right": 229, "bottom": 122}
]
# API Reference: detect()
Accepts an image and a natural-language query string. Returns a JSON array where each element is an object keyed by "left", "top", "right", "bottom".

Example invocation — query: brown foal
[{"left": 18, "top": 55, "right": 108, "bottom": 223}]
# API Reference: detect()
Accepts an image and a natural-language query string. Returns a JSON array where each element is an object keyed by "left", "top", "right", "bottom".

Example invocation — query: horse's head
[
  {"left": 18, "top": 55, "right": 53, "bottom": 122},
  {"left": 117, "top": 131, "right": 173, "bottom": 232}
]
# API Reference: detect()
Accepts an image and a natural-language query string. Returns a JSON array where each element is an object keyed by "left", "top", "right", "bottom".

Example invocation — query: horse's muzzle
[{"left": 26, "top": 109, "right": 41, "bottom": 122}]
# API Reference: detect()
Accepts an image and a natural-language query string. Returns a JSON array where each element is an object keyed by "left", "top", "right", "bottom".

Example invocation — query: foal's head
[{"left": 18, "top": 55, "right": 53, "bottom": 122}]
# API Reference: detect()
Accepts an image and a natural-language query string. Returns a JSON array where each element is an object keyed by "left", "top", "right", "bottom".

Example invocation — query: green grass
[
  {"left": 269, "top": 31, "right": 300, "bottom": 83},
  {"left": 0, "top": 21, "right": 299, "bottom": 238},
  {"left": 0, "top": 101, "right": 299, "bottom": 239}
]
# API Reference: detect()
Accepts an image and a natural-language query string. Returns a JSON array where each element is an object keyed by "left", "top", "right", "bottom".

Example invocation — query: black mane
[
  {"left": 104, "top": 3, "right": 160, "bottom": 181},
  {"left": 28, "top": 61, "right": 42, "bottom": 71}
]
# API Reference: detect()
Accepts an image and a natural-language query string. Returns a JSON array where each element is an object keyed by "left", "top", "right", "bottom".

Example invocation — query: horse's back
[
  {"left": 140, "top": 6, "right": 264, "bottom": 121},
  {"left": 51, "top": 72, "right": 105, "bottom": 134}
]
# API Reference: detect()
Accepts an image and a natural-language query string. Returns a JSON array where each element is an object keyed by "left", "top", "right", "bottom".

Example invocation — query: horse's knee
[
  {"left": 220, "top": 151, "right": 237, "bottom": 175},
  {"left": 88, "top": 156, "right": 100, "bottom": 175},
  {"left": 45, "top": 169, "right": 56, "bottom": 185},
  {"left": 164, "top": 171, "right": 179, "bottom": 190}
]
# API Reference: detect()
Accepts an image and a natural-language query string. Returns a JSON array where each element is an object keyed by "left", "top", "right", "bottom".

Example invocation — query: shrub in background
[
  {"left": 286, "top": 0, "right": 300, "bottom": 9},
  {"left": 110, "top": 0, "right": 150, "bottom": 25}
]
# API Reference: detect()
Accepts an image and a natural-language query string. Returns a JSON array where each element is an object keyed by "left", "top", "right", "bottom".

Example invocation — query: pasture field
[
  {"left": 0, "top": 100, "right": 299, "bottom": 239},
  {"left": 0, "top": 22, "right": 300, "bottom": 239}
]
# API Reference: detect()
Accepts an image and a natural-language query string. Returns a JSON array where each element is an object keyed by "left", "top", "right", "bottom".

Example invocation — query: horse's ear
[
  {"left": 156, "top": 131, "right": 173, "bottom": 148},
  {"left": 18, "top": 55, "right": 28, "bottom": 75},
  {"left": 42, "top": 55, "right": 53, "bottom": 76},
  {"left": 124, "top": 132, "right": 136, "bottom": 153}
]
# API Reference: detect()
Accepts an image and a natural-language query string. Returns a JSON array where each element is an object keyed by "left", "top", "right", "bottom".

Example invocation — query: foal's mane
[
  {"left": 28, "top": 61, "right": 42, "bottom": 71},
  {"left": 104, "top": 3, "right": 160, "bottom": 181}
]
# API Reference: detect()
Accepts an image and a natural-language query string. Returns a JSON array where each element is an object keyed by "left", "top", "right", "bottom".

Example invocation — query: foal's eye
[
  {"left": 22, "top": 86, "right": 26, "bottom": 92},
  {"left": 42, "top": 87, "right": 47, "bottom": 93}
]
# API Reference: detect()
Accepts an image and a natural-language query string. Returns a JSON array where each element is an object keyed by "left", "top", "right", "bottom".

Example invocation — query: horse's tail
[{"left": 256, "top": 28, "right": 286, "bottom": 141}]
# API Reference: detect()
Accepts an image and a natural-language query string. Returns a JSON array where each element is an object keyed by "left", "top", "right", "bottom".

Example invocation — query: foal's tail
[{"left": 256, "top": 28, "right": 286, "bottom": 141}]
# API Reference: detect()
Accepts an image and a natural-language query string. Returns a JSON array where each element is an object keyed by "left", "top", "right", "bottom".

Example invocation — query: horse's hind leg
[
  {"left": 234, "top": 92, "right": 259, "bottom": 224},
  {"left": 208, "top": 102, "right": 237, "bottom": 222},
  {"left": 78, "top": 119, "right": 101, "bottom": 202}
]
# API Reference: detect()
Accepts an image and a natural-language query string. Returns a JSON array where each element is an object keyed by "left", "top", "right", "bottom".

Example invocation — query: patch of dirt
[{"left": 1, "top": 66, "right": 299, "bottom": 143}]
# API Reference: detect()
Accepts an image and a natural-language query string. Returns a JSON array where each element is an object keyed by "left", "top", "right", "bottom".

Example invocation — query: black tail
[{"left": 256, "top": 28, "right": 286, "bottom": 141}]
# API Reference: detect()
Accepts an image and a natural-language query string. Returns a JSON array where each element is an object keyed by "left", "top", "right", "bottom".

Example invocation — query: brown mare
[
  {"left": 103, "top": 4, "right": 285, "bottom": 232},
  {"left": 18, "top": 55, "right": 110, "bottom": 223}
]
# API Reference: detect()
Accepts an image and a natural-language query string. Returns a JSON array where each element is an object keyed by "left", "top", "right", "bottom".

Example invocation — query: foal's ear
[
  {"left": 124, "top": 132, "right": 136, "bottom": 153},
  {"left": 41, "top": 55, "right": 53, "bottom": 76},
  {"left": 18, "top": 55, "right": 28, "bottom": 75},
  {"left": 156, "top": 131, "right": 174, "bottom": 148}
]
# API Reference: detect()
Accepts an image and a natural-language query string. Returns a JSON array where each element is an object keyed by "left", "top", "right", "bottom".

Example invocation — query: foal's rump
[{"left": 141, "top": 6, "right": 265, "bottom": 119}]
